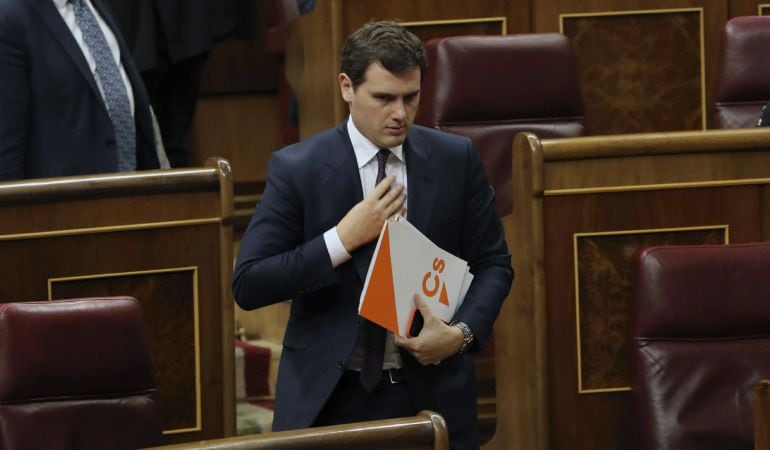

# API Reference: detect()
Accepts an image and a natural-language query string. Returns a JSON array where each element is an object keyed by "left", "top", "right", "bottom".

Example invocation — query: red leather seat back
[
  {"left": 633, "top": 242, "right": 770, "bottom": 450},
  {"left": 0, "top": 297, "right": 164, "bottom": 450},
  {"left": 712, "top": 16, "right": 770, "bottom": 128},
  {"left": 416, "top": 33, "right": 585, "bottom": 216}
]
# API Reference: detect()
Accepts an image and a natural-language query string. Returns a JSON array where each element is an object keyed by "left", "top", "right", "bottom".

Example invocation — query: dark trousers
[
  {"left": 141, "top": 51, "right": 209, "bottom": 168},
  {"left": 313, "top": 370, "right": 418, "bottom": 426}
]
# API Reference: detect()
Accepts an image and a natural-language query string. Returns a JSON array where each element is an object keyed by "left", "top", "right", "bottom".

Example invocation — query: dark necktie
[
  {"left": 359, "top": 148, "right": 391, "bottom": 392},
  {"left": 71, "top": 0, "right": 136, "bottom": 171}
]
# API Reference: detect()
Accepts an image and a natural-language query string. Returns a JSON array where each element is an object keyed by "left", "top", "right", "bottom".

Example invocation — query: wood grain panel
[
  {"left": 498, "top": 129, "right": 770, "bottom": 450},
  {"left": 402, "top": 17, "right": 507, "bottom": 43},
  {"left": 562, "top": 9, "right": 704, "bottom": 134},
  {"left": 341, "top": 0, "right": 529, "bottom": 35},
  {"left": 543, "top": 187, "right": 760, "bottom": 450},
  {"left": 0, "top": 165, "right": 235, "bottom": 445},
  {"left": 199, "top": 40, "right": 278, "bottom": 95},
  {"left": 189, "top": 94, "right": 282, "bottom": 184},
  {"left": 286, "top": 0, "right": 532, "bottom": 140},
  {"left": 575, "top": 226, "right": 726, "bottom": 392},
  {"left": 51, "top": 269, "right": 199, "bottom": 433},
  {"left": 0, "top": 225, "right": 221, "bottom": 438}
]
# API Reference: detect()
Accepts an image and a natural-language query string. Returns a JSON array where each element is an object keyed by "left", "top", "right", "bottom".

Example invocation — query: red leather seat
[
  {"left": 416, "top": 33, "right": 585, "bottom": 216},
  {"left": 712, "top": 16, "right": 770, "bottom": 128},
  {"left": 0, "top": 297, "right": 164, "bottom": 450},
  {"left": 632, "top": 242, "right": 770, "bottom": 450}
]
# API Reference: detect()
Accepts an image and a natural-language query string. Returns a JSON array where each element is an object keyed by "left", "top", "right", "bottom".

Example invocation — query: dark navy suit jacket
[
  {"left": 233, "top": 123, "right": 513, "bottom": 449},
  {"left": 0, "top": 0, "right": 159, "bottom": 180}
]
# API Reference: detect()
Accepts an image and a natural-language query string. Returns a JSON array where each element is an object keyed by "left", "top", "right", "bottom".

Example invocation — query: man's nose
[{"left": 391, "top": 99, "right": 407, "bottom": 120}]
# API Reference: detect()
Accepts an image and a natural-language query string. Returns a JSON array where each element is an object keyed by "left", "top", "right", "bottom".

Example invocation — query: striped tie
[{"left": 71, "top": 0, "right": 136, "bottom": 171}]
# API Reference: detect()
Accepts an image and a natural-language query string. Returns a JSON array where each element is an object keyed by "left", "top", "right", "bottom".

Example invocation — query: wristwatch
[{"left": 450, "top": 321, "right": 475, "bottom": 354}]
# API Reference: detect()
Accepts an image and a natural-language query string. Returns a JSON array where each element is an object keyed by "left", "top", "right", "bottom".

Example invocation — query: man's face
[{"left": 339, "top": 61, "right": 421, "bottom": 149}]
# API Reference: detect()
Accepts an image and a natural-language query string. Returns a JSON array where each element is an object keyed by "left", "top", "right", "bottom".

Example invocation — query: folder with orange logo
[{"left": 358, "top": 216, "right": 473, "bottom": 337}]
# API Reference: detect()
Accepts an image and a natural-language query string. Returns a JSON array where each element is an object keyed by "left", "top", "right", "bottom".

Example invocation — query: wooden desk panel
[
  {"left": 491, "top": 128, "right": 770, "bottom": 450},
  {"left": 0, "top": 159, "right": 235, "bottom": 444}
]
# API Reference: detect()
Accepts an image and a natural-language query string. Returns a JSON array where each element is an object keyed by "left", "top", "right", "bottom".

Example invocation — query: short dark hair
[{"left": 340, "top": 21, "right": 427, "bottom": 88}]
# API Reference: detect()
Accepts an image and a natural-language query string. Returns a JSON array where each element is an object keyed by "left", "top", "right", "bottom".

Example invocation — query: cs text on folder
[{"left": 358, "top": 216, "right": 473, "bottom": 337}]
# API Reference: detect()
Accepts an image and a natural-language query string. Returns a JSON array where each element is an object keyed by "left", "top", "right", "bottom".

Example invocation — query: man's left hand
[{"left": 394, "top": 294, "right": 464, "bottom": 366}]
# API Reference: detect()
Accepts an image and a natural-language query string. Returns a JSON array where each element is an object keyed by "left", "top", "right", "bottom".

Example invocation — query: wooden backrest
[
  {"left": 143, "top": 410, "right": 448, "bottom": 450},
  {"left": 0, "top": 158, "right": 235, "bottom": 445},
  {"left": 489, "top": 128, "right": 770, "bottom": 450}
]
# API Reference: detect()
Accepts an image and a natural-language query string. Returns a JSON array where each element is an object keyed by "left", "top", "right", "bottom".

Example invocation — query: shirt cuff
[{"left": 323, "top": 227, "right": 352, "bottom": 268}]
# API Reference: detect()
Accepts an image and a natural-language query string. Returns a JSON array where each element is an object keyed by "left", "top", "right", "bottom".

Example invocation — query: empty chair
[
  {"left": 0, "top": 297, "right": 164, "bottom": 450},
  {"left": 416, "top": 33, "right": 585, "bottom": 216},
  {"left": 712, "top": 16, "right": 770, "bottom": 128},
  {"left": 632, "top": 242, "right": 770, "bottom": 450}
]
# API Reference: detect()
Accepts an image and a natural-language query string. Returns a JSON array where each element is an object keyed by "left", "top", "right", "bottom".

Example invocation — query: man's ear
[{"left": 339, "top": 73, "right": 353, "bottom": 102}]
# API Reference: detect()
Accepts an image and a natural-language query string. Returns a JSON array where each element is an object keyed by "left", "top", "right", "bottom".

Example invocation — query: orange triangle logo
[
  {"left": 359, "top": 224, "right": 399, "bottom": 333},
  {"left": 438, "top": 282, "right": 449, "bottom": 305}
]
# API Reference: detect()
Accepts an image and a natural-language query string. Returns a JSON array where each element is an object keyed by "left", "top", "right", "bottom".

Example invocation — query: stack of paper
[{"left": 358, "top": 216, "right": 473, "bottom": 337}]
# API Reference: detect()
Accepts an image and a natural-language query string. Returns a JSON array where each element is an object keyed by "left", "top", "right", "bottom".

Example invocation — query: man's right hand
[{"left": 337, "top": 176, "right": 405, "bottom": 253}]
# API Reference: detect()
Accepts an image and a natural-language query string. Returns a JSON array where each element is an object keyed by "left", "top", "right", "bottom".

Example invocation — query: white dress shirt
[{"left": 323, "top": 117, "right": 409, "bottom": 370}]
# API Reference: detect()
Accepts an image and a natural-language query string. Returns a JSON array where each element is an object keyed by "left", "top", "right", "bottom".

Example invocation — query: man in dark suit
[
  {"left": 0, "top": 0, "right": 162, "bottom": 180},
  {"left": 105, "top": 0, "right": 216, "bottom": 168},
  {"left": 233, "top": 21, "right": 513, "bottom": 450}
]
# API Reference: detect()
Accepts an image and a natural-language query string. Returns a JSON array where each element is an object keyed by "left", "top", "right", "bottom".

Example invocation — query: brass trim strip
[
  {"left": 559, "top": 7, "right": 703, "bottom": 21},
  {"left": 0, "top": 218, "right": 220, "bottom": 241},
  {"left": 47, "top": 267, "right": 203, "bottom": 434},
  {"left": 399, "top": 17, "right": 508, "bottom": 35},
  {"left": 559, "top": 8, "right": 706, "bottom": 130},
  {"left": 573, "top": 224, "right": 730, "bottom": 238},
  {"left": 580, "top": 387, "right": 632, "bottom": 394},
  {"left": 0, "top": 168, "right": 217, "bottom": 193},
  {"left": 233, "top": 194, "right": 261, "bottom": 204},
  {"left": 574, "top": 225, "right": 729, "bottom": 393},
  {"left": 544, "top": 177, "right": 770, "bottom": 196},
  {"left": 163, "top": 427, "right": 203, "bottom": 436}
]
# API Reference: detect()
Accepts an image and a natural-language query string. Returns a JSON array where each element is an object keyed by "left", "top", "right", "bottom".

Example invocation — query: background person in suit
[
  {"left": 105, "top": 0, "right": 216, "bottom": 168},
  {"left": 233, "top": 21, "right": 513, "bottom": 449},
  {"left": 0, "top": 0, "right": 164, "bottom": 180}
]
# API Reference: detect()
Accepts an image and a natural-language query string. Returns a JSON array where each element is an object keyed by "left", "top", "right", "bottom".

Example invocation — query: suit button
[{"left": 337, "top": 361, "right": 344, "bottom": 370}]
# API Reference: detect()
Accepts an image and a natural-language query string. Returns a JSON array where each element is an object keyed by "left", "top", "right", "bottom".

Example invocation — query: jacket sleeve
[
  {"left": 0, "top": 10, "right": 29, "bottom": 181},
  {"left": 231, "top": 151, "right": 340, "bottom": 310},
  {"left": 452, "top": 140, "right": 514, "bottom": 354}
]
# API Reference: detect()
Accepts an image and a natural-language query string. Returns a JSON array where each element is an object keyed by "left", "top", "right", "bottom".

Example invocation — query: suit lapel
[
  {"left": 29, "top": 0, "right": 106, "bottom": 114},
  {"left": 324, "top": 125, "right": 373, "bottom": 282},
  {"left": 404, "top": 128, "right": 439, "bottom": 235},
  {"left": 320, "top": 125, "right": 374, "bottom": 282}
]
